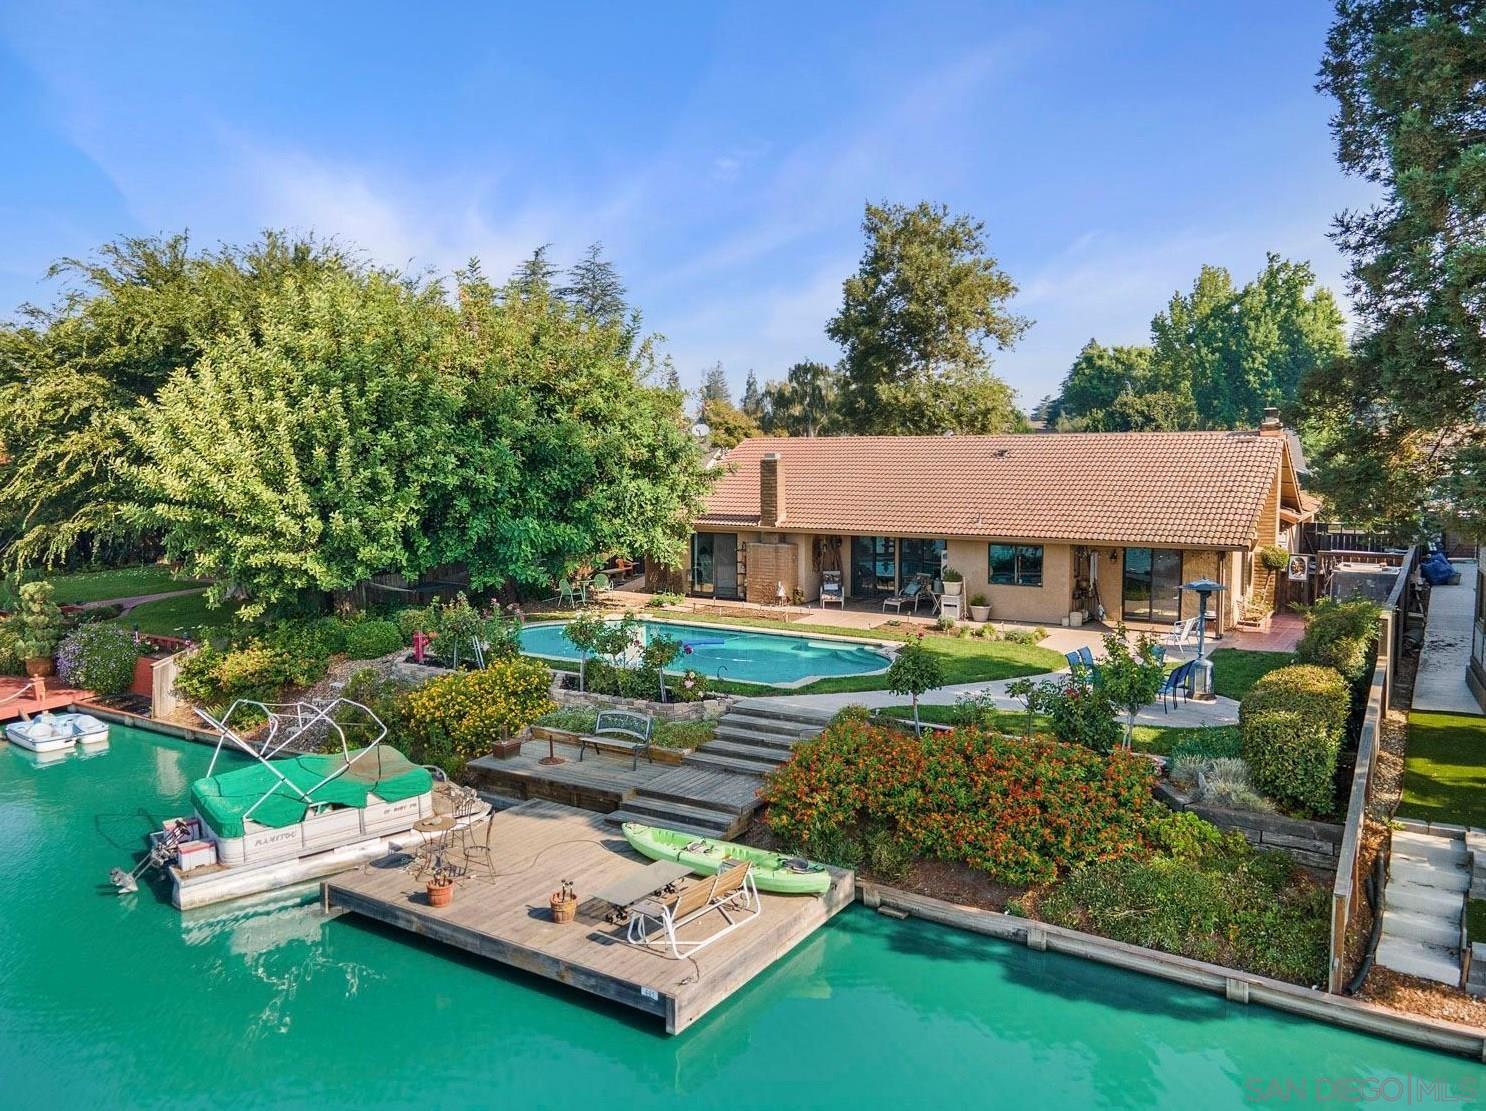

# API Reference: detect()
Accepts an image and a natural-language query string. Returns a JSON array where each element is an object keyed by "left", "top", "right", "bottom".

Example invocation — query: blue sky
[{"left": 0, "top": 1, "right": 1374, "bottom": 407}]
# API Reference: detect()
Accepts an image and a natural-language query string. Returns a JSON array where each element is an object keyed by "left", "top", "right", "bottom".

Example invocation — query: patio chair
[
  {"left": 590, "top": 571, "right": 612, "bottom": 600},
  {"left": 557, "top": 579, "right": 584, "bottom": 607},
  {"left": 625, "top": 860, "right": 760, "bottom": 959},
  {"left": 1160, "top": 660, "right": 1196, "bottom": 712},
  {"left": 819, "top": 571, "right": 844, "bottom": 608},
  {"left": 1160, "top": 617, "right": 1200, "bottom": 658}
]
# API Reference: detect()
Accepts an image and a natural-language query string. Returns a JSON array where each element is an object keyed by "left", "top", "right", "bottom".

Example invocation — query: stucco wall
[{"left": 948, "top": 539, "right": 1074, "bottom": 624}]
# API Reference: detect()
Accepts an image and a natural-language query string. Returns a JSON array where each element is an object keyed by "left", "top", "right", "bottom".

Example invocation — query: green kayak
[{"left": 622, "top": 822, "right": 832, "bottom": 895}]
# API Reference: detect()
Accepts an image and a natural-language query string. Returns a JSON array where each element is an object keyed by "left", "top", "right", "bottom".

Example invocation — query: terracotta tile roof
[{"left": 699, "top": 432, "right": 1289, "bottom": 549}]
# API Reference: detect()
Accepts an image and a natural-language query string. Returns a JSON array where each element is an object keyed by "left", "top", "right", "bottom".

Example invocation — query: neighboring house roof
[{"left": 698, "top": 432, "right": 1295, "bottom": 549}]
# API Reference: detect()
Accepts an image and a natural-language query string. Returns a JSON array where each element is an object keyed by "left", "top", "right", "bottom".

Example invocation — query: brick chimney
[
  {"left": 760, "top": 452, "right": 785, "bottom": 527},
  {"left": 1259, "top": 406, "right": 1283, "bottom": 436}
]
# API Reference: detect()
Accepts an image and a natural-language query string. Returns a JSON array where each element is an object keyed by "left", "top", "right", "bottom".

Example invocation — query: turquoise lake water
[
  {"left": 518, "top": 619, "right": 891, "bottom": 685},
  {"left": 2, "top": 724, "right": 1482, "bottom": 1109}
]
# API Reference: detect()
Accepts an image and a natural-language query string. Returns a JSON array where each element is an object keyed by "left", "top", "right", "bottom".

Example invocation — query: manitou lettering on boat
[{"left": 110, "top": 697, "right": 461, "bottom": 910}]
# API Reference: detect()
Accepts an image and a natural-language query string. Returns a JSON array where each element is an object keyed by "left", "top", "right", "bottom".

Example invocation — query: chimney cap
[{"left": 1259, "top": 406, "right": 1282, "bottom": 432}]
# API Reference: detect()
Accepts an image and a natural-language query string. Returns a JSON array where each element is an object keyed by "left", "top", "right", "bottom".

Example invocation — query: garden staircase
[
  {"left": 1375, "top": 827, "right": 1469, "bottom": 987},
  {"left": 604, "top": 701, "right": 832, "bottom": 838},
  {"left": 682, "top": 701, "right": 833, "bottom": 775}
]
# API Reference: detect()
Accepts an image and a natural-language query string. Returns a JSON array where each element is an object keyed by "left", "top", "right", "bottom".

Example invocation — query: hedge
[
  {"left": 1296, "top": 598, "right": 1380, "bottom": 686},
  {"left": 344, "top": 619, "right": 404, "bottom": 660},
  {"left": 1239, "top": 664, "right": 1349, "bottom": 814}
]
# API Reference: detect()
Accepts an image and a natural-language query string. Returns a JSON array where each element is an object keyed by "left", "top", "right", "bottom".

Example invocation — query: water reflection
[{"left": 179, "top": 890, "right": 383, "bottom": 1035}]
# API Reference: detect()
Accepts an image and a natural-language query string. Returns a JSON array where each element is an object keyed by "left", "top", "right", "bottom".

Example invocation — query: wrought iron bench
[{"left": 579, "top": 710, "right": 654, "bottom": 769}]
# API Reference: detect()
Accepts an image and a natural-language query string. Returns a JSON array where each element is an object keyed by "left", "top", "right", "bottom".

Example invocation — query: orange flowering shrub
[{"left": 762, "top": 717, "right": 1160, "bottom": 886}]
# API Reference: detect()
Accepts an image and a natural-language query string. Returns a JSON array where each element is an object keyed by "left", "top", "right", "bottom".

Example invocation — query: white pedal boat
[{"left": 5, "top": 711, "right": 110, "bottom": 753}]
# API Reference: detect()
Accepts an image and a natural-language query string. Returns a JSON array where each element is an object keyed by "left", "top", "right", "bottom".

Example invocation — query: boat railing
[{"left": 195, "top": 697, "right": 392, "bottom": 825}]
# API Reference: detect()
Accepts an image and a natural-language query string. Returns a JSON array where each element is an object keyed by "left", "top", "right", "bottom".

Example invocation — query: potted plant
[
  {"left": 550, "top": 878, "right": 578, "bottom": 923},
  {"left": 426, "top": 864, "right": 455, "bottom": 908},
  {"left": 968, "top": 593, "right": 991, "bottom": 622},
  {"left": 16, "top": 581, "right": 63, "bottom": 678},
  {"left": 941, "top": 567, "right": 964, "bottom": 597}
]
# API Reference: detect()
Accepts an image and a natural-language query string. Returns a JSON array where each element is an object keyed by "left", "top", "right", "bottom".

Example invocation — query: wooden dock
[
  {"left": 322, "top": 799, "right": 853, "bottom": 1033},
  {"left": 0, "top": 679, "right": 96, "bottom": 723}
]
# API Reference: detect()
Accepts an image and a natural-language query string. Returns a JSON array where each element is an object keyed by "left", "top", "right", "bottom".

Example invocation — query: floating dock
[{"left": 322, "top": 799, "right": 854, "bottom": 1033}]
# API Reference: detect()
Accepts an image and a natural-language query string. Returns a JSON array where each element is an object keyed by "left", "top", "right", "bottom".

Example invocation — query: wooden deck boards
[
  {"left": 0, "top": 679, "right": 96, "bottom": 723},
  {"left": 322, "top": 799, "right": 853, "bottom": 1033},
  {"left": 642, "top": 765, "right": 764, "bottom": 810}
]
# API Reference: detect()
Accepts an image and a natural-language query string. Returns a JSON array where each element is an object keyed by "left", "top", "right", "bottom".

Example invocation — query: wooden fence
[{"left": 1326, "top": 544, "right": 1418, "bottom": 993}]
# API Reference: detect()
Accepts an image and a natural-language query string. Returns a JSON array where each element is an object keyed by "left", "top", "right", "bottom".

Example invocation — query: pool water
[
  {"left": 4, "top": 725, "right": 1483, "bottom": 1109},
  {"left": 519, "top": 619, "right": 891, "bottom": 686}
]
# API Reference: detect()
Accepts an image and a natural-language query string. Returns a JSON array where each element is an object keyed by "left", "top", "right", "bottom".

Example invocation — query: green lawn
[
  {"left": 111, "top": 592, "right": 241, "bottom": 638},
  {"left": 873, "top": 702, "right": 1240, "bottom": 757},
  {"left": 1209, "top": 648, "right": 1294, "bottom": 701},
  {"left": 1469, "top": 900, "right": 1486, "bottom": 945},
  {"left": 1398, "top": 711, "right": 1486, "bottom": 829},
  {"left": 24, "top": 565, "right": 209, "bottom": 606}
]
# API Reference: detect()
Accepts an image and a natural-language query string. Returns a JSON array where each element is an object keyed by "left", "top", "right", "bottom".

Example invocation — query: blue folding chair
[{"left": 1160, "top": 660, "right": 1195, "bottom": 712}]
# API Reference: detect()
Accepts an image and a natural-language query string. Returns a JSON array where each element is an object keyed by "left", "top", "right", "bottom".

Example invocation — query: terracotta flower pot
[
  {"left": 24, "top": 657, "right": 54, "bottom": 678},
  {"left": 427, "top": 879, "right": 454, "bottom": 908}
]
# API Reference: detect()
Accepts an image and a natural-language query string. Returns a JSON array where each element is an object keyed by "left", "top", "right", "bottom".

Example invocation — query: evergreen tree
[
  {"left": 699, "top": 362, "right": 731, "bottom": 404},
  {"left": 557, "top": 242, "right": 627, "bottom": 322},
  {"left": 740, "top": 370, "right": 764, "bottom": 419},
  {"left": 511, "top": 244, "right": 558, "bottom": 298}
]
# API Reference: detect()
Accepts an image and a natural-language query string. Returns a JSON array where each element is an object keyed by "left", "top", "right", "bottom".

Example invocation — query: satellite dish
[{"left": 691, "top": 422, "right": 711, "bottom": 439}]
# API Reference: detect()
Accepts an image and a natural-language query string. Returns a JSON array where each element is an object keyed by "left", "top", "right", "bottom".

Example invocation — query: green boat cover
[{"left": 190, "top": 746, "right": 433, "bottom": 839}]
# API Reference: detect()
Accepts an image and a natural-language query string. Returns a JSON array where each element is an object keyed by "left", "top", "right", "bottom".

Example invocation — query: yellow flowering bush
[{"left": 406, "top": 657, "right": 555, "bottom": 769}]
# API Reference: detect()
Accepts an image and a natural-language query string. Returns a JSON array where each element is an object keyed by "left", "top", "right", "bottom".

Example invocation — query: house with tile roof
[{"left": 684, "top": 411, "right": 1311, "bottom": 633}]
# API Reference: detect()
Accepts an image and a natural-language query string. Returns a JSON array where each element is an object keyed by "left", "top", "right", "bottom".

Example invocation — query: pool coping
[
  {"left": 858, "top": 882, "right": 1486, "bottom": 1062},
  {"left": 519, "top": 616, "right": 897, "bottom": 690}
]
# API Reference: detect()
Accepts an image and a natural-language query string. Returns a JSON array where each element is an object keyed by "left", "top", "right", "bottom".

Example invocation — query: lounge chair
[
  {"left": 1161, "top": 617, "right": 1200, "bottom": 658},
  {"left": 881, "top": 578, "right": 924, "bottom": 614},
  {"left": 625, "top": 860, "right": 760, "bottom": 958},
  {"left": 1160, "top": 660, "right": 1195, "bottom": 712},
  {"left": 819, "top": 571, "right": 844, "bottom": 609}
]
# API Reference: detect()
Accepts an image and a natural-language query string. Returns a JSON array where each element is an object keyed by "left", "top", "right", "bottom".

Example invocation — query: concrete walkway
[
  {"left": 748, "top": 672, "right": 1241, "bottom": 729},
  {"left": 1413, "top": 560, "right": 1481, "bottom": 716}
]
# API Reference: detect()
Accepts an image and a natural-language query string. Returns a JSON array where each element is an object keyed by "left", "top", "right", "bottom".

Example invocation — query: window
[
  {"left": 988, "top": 544, "right": 1043, "bottom": 586},
  {"left": 898, "top": 538, "right": 946, "bottom": 586}
]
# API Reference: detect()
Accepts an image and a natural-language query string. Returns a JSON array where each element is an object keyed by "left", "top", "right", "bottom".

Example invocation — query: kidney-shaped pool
[{"left": 518, "top": 618, "right": 892, "bottom": 687}]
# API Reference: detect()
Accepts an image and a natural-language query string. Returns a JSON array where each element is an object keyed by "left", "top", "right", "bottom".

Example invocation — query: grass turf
[
  {"left": 111, "top": 592, "right": 241, "bottom": 638},
  {"left": 1469, "top": 900, "right": 1486, "bottom": 946},
  {"left": 1397, "top": 711, "right": 1486, "bottom": 829},
  {"left": 23, "top": 565, "right": 209, "bottom": 606},
  {"left": 1208, "top": 648, "right": 1294, "bottom": 701},
  {"left": 872, "top": 702, "right": 1240, "bottom": 757}
]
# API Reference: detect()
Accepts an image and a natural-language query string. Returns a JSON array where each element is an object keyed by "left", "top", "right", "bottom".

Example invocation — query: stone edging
[{"left": 857, "top": 881, "right": 1486, "bottom": 1061}]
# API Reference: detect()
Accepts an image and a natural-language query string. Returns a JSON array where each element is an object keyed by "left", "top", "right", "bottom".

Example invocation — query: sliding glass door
[
  {"left": 1123, "top": 548, "right": 1183, "bottom": 624},
  {"left": 691, "top": 533, "right": 739, "bottom": 599},
  {"left": 850, "top": 536, "right": 897, "bottom": 598}
]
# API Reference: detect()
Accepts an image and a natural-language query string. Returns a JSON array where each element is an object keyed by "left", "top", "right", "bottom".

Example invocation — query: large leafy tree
[
  {"left": 430, "top": 265, "right": 713, "bottom": 593},
  {"left": 760, "top": 360, "right": 838, "bottom": 436},
  {"left": 1049, "top": 256, "right": 1343, "bottom": 433},
  {"left": 1305, "top": 1, "right": 1486, "bottom": 531},
  {"left": 828, "top": 201, "right": 1030, "bottom": 434},
  {"left": 126, "top": 272, "right": 463, "bottom": 617},
  {"left": 699, "top": 397, "right": 762, "bottom": 449},
  {"left": 0, "top": 232, "right": 356, "bottom": 567}
]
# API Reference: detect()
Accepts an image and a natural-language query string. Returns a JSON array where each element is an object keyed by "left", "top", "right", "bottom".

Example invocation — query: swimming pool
[
  {"left": 3, "top": 725, "right": 1480, "bottom": 1108},
  {"left": 518, "top": 618, "right": 893, "bottom": 686}
]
